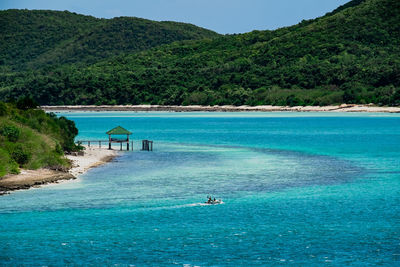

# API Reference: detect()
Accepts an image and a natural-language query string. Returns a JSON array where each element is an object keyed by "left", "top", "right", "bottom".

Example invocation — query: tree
[{"left": 16, "top": 96, "right": 38, "bottom": 110}]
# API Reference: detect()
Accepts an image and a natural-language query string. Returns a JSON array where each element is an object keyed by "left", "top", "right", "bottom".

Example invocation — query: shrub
[
  {"left": 9, "top": 165, "right": 20, "bottom": 174},
  {"left": 11, "top": 145, "right": 31, "bottom": 166},
  {"left": 286, "top": 94, "right": 302, "bottom": 107},
  {"left": 0, "top": 101, "right": 7, "bottom": 116},
  {"left": 183, "top": 92, "right": 209, "bottom": 105},
  {"left": 57, "top": 116, "right": 79, "bottom": 152},
  {"left": 55, "top": 143, "right": 63, "bottom": 155},
  {"left": 0, "top": 124, "right": 21, "bottom": 142}
]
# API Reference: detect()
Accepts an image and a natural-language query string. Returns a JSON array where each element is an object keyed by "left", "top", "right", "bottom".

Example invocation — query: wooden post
[
  {"left": 109, "top": 142, "right": 111, "bottom": 150},
  {"left": 88, "top": 141, "right": 90, "bottom": 147},
  {"left": 150, "top": 141, "right": 153, "bottom": 151},
  {"left": 127, "top": 142, "right": 129, "bottom": 151},
  {"left": 120, "top": 142, "right": 122, "bottom": 151},
  {"left": 131, "top": 141, "right": 133, "bottom": 151},
  {"left": 99, "top": 141, "right": 101, "bottom": 148}
]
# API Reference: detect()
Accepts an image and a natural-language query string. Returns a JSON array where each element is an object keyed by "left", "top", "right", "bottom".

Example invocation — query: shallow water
[{"left": 1, "top": 112, "right": 400, "bottom": 265}]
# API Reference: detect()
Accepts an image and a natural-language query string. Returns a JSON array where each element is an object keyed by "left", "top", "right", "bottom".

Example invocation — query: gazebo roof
[{"left": 106, "top": 126, "right": 132, "bottom": 135}]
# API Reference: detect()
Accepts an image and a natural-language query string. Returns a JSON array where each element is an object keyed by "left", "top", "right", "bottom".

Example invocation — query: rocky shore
[
  {"left": 0, "top": 169, "right": 74, "bottom": 195},
  {"left": 41, "top": 104, "right": 400, "bottom": 113},
  {"left": 0, "top": 146, "right": 119, "bottom": 195}
]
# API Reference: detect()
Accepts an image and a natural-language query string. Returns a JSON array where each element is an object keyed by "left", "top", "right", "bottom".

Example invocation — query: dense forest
[
  {"left": 0, "top": 98, "right": 80, "bottom": 176},
  {"left": 0, "top": 0, "right": 399, "bottom": 106},
  {"left": 0, "top": 9, "right": 219, "bottom": 69}
]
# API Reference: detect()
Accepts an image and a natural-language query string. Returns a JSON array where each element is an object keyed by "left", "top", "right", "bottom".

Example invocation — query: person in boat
[{"left": 207, "top": 197, "right": 212, "bottom": 204}]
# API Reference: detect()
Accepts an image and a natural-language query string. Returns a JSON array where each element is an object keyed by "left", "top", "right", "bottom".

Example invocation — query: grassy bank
[{"left": 0, "top": 98, "right": 80, "bottom": 177}]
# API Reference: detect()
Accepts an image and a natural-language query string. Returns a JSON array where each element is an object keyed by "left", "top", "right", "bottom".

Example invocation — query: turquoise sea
[{"left": 1, "top": 112, "right": 400, "bottom": 266}]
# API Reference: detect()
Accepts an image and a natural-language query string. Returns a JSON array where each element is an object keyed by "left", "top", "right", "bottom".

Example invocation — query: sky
[{"left": 0, "top": 0, "right": 350, "bottom": 34}]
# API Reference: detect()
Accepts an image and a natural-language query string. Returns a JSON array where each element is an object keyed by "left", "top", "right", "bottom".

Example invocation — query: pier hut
[{"left": 106, "top": 126, "right": 132, "bottom": 150}]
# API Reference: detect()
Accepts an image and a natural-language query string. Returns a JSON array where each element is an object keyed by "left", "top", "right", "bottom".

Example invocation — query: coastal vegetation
[
  {"left": 0, "top": 98, "right": 80, "bottom": 177},
  {"left": 0, "top": 0, "right": 399, "bottom": 106}
]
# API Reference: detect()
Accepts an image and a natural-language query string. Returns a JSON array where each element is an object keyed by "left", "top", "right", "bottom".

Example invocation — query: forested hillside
[
  {"left": 0, "top": 98, "right": 80, "bottom": 177},
  {"left": 0, "top": 9, "right": 219, "bottom": 69},
  {"left": 0, "top": 0, "right": 399, "bottom": 106}
]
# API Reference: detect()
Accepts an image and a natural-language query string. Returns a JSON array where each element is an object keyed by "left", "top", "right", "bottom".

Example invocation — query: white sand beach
[
  {"left": 66, "top": 146, "right": 119, "bottom": 177},
  {"left": 42, "top": 104, "right": 400, "bottom": 113}
]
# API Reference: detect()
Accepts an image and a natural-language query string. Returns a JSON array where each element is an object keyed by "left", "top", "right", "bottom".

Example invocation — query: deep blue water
[{"left": 1, "top": 112, "right": 400, "bottom": 266}]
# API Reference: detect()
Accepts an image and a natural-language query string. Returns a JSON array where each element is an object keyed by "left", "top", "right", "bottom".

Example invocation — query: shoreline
[
  {"left": 66, "top": 146, "right": 118, "bottom": 177},
  {"left": 0, "top": 146, "right": 119, "bottom": 195},
  {"left": 41, "top": 104, "right": 400, "bottom": 113}
]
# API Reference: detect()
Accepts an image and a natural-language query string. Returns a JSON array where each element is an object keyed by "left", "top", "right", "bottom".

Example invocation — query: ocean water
[{"left": 1, "top": 112, "right": 400, "bottom": 266}]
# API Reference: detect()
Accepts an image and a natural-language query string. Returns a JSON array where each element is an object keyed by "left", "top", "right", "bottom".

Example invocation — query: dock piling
[{"left": 142, "top": 140, "right": 153, "bottom": 151}]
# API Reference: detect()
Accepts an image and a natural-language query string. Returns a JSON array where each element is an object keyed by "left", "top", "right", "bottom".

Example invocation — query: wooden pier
[
  {"left": 76, "top": 140, "right": 135, "bottom": 151},
  {"left": 76, "top": 139, "right": 154, "bottom": 151}
]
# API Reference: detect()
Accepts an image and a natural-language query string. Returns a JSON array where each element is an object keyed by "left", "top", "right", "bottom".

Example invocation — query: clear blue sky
[{"left": 1, "top": 0, "right": 349, "bottom": 34}]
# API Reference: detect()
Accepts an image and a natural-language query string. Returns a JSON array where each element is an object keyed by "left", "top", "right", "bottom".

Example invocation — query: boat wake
[
  {"left": 169, "top": 201, "right": 224, "bottom": 209},
  {"left": 140, "top": 201, "right": 224, "bottom": 211},
  {"left": 198, "top": 200, "right": 224, "bottom": 206}
]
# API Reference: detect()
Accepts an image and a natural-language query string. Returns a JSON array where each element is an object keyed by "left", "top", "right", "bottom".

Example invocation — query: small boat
[
  {"left": 205, "top": 197, "right": 223, "bottom": 205},
  {"left": 205, "top": 199, "right": 223, "bottom": 205}
]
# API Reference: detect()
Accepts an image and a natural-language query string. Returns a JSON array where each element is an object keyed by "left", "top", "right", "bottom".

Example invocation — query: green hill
[
  {"left": 0, "top": 9, "right": 219, "bottom": 69},
  {"left": 0, "top": 99, "right": 79, "bottom": 177},
  {"left": 0, "top": 0, "right": 399, "bottom": 106}
]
